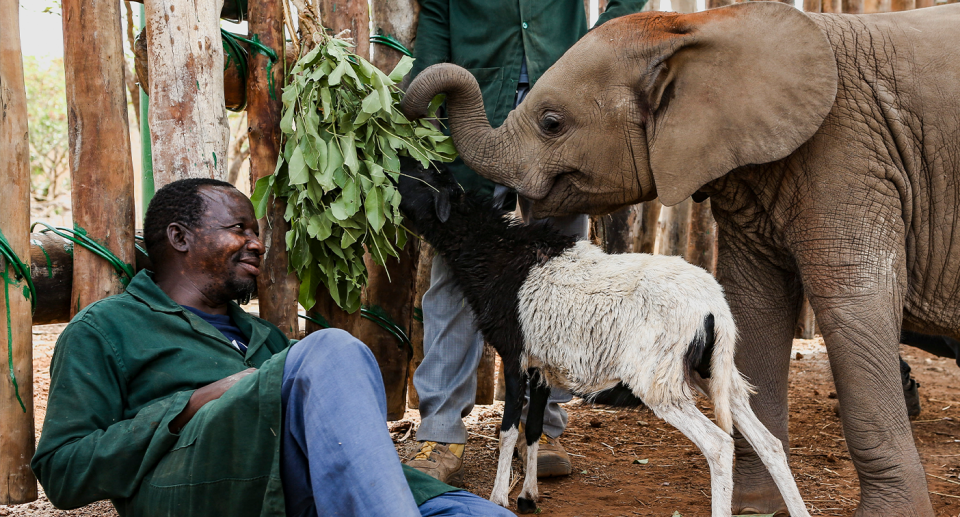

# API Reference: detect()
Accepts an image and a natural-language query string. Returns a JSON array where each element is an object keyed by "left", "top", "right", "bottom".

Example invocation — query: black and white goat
[{"left": 396, "top": 160, "right": 810, "bottom": 517}]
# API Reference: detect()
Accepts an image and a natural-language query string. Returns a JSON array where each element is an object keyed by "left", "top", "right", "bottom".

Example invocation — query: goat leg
[
  {"left": 517, "top": 368, "right": 549, "bottom": 514},
  {"left": 490, "top": 363, "right": 526, "bottom": 507}
]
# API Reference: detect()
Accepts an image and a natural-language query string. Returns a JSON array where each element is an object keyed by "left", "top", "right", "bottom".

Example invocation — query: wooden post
[
  {"left": 475, "top": 344, "right": 497, "bottom": 405},
  {"left": 915, "top": 0, "right": 933, "bottom": 7},
  {"left": 796, "top": 297, "right": 817, "bottom": 339},
  {"left": 589, "top": 207, "right": 635, "bottom": 254},
  {"left": 62, "top": 0, "right": 137, "bottom": 316},
  {"left": 657, "top": 199, "right": 692, "bottom": 256},
  {"left": 822, "top": 0, "right": 844, "bottom": 12},
  {"left": 247, "top": 0, "right": 300, "bottom": 337},
  {"left": 673, "top": 0, "right": 698, "bottom": 12},
  {"left": 891, "top": 0, "right": 915, "bottom": 9},
  {"left": 370, "top": 0, "right": 419, "bottom": 75},
  {"left": 633, "top": 201, "right": 661, "bottom": 254},
  {"left": 321, "top": 0, "right": 370, "bottom": 61},
  {"left": 685, "top": 199, "right": 717, "bottom": 274},
  {"left": 406, "top": 245, "right": 433, "bottom": 409},
  {"left": 0, "top": 1, "right": 37, "bottom": 502},
  {"left": 707, "top": 0, "right": 736, "bottom": 8},
  {"left": 843, "top": 0, "right": 865, "bottom": 12},
  {"left": 144, "top": 0, "right": 229, "bottom": 185},
  {"left": 804, "top": 0, "right": 823, "bottom": 12}
]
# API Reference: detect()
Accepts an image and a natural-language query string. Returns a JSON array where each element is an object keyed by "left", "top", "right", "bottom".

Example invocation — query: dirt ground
[{"left": 2, "top": 326, "right": 958, "bottom": 517}]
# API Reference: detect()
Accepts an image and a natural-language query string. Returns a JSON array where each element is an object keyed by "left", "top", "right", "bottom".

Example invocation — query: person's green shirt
[
  {"left": 32, "top": 271, "right": 453, "bottom": 516},
  {"left": 410, "top": 0, "right": 649, "bottom": 198}
]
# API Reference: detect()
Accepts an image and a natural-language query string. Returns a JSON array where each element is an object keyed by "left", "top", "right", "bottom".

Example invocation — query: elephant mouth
[{"left": 523, "top": 170, "right": 578, "bottom": 202}]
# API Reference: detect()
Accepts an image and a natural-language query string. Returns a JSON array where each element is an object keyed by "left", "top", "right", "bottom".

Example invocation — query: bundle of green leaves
[{"left": 251, "top": 37, "right": 456, "bottom": 313}]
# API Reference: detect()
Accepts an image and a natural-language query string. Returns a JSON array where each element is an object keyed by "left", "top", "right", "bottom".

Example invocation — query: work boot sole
[{"left": 535, "top": 455, "right": 572, "bottom": 478}]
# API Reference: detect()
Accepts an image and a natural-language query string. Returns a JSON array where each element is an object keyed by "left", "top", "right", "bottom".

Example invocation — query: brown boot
[
  {"left": 404, "top": 441, "right": 465, "bottom": 487},
  {"left": 517, "top": 432, "right": 572, "bottom": 478}
]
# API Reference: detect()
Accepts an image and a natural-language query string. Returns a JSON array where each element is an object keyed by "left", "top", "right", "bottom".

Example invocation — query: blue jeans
[{"left": 280, "top": 330, "right": 513, "bottom": 517}]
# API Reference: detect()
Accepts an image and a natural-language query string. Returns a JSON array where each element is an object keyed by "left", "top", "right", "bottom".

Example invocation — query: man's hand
[{"left": 169, "top": 368, "right": 256, "bottom": 433}]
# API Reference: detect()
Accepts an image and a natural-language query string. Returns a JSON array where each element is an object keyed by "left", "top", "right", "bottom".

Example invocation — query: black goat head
[{"left": 396, "top": 157, "right": 459, "bottom": 225}]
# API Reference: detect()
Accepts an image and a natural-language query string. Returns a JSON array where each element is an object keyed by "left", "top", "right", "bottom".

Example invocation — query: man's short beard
[{"left": 225, "top": 276, "right": 257, "bottom": 305}]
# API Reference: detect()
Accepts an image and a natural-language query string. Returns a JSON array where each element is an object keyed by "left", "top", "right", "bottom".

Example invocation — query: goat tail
[{"left": 709, "top": 307, "right": 748, "bottom": 435}]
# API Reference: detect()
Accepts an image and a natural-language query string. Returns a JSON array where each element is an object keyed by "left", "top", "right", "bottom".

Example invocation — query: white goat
[{"left": 396, "top": 160, "right": 810, "bottom": 517}]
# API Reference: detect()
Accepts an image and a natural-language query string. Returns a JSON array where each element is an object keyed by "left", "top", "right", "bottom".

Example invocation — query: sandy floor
[{"left": 2, "top": 329, "right": 958, "bottom": 516}]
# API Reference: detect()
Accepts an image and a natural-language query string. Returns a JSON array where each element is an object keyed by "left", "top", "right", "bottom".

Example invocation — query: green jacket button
[{"left": 522, "top": 22, "right": 528, "bottom": 29}]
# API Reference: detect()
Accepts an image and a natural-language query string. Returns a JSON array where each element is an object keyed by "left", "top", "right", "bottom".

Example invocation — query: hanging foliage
[{"left": 251, "top": 35, "right": 455, "bottom": 313}]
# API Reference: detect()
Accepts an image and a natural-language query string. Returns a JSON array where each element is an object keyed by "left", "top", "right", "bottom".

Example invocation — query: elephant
[{"left": 399, "top": 2, "right": 960, "bottom": 515}]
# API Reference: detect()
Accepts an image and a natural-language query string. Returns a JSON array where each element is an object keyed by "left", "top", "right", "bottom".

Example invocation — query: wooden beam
[
  {"left": 144, "top": 0, "right": 229, "bottom": 185},
  {"left": 891, "top": 0, "right": 915, "bottom": 9},
  {"left": 0, "top": 0, "right": 37, "bottom": 501},
  {"left": 707, "top": 0, "right": 736, "bottom": 8},
  {"left": 247, "top": 0, "right": 300, "bottom": 337},
  {"left": 589, "top": 206, "right": 635, "bottom": 254},
  {"left": 657, "top": 199, "right": 692, "bottom": 256},
  {"left": 803, "top": 0, "right": 823, "bottom": 12},
  {"left": 843, "top": 0, "right": 866, "bottom": 12},
  {"left": 62, "top": 0, "right": 137, "bottom": 316},
  {"left": 370, "top": 0, "right": 419, "bottom": 76}
]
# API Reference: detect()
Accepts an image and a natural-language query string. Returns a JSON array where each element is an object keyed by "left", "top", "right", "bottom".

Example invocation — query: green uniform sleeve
[
  {"left": 596, "top": 0, "right": 649, "bottom": 26},
  {"left": 410, "top": 0, "right": 451, "bottom": 80},
  {"left": 31, "top": 319, "right": 192, "bottom": 509}
]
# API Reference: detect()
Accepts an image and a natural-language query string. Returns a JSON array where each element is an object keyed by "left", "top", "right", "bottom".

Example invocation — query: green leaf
[
  {"left": 360, "top": 90, "right": 382, "bottom": 114},
  {"left": 388, "top": 55, "right": 415, "bottom": 83},
  {"left": 288, "top": 145, "right": 309, "bottom": 185},
  {"left": 341, "top": 133, "right": 360, "bottom": 174},
  {"left": 251, "top": 175, "right": 274, "bottom": 219},
  {"left": 364, "top": 186, "right": 385, "bottom": 232},
  {"left": 328, "top": 59, "right": 347, "bottom": 86},
  {"left": 280, "top": 103, "right": 297, "bottom": 134}
]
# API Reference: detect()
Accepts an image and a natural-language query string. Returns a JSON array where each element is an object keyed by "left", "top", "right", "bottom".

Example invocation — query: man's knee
[{"left": 286, "top": 329, "right": 377, "bottom": 376}]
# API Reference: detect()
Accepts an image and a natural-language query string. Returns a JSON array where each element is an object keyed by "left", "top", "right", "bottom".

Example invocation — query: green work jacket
[
  {"left": 410, "top": 0, "right": 649, "bottom": 198},
  {"left": 31, "top": 271, "right": 453, "bottom": 516}
]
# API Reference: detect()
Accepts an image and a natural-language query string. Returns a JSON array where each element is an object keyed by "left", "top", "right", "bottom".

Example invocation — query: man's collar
[{"left": 125, "top": 270, "right": 184, "bottom": 313}]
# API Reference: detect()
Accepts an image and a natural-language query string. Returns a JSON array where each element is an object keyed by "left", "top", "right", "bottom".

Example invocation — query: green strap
[
  {"left": 0, "top": 227, "right": 32, "bottom": 413},
  {"left": 369, "top": 33, "right": 412, "bottom": 58},
  {"left": 220, "top": 29, "right": 280, "bottom": 103},
  {"left": 31, "top": 222, "right": 135, "bottom": 287},
  {"left": 413, "top": 306, "right": 423, "bottom": 323},
  {"left": 299, "top": 306, "right": 412, "bottom": 353}
]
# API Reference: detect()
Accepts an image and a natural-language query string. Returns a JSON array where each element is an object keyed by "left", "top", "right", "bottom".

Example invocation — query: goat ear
[{"left": 433, "top": 190, "right": 451, "bottom": 223}]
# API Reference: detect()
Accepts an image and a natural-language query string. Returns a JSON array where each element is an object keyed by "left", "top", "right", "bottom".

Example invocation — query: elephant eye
[{"left": 539, "top": 112, "right": 564, "bottom": 136}]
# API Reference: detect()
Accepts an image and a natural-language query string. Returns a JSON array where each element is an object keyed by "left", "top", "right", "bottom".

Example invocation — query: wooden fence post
[
  {"left": 144, "top": 0, "right": 229, "bottom": 185},
  {"left": 707, "top": 0, "right": 736, "bottom": 8},
  {"left": 804, "top": 0, "right": 823, "bottom": 12},
  {"left": 62, "top": 0, "right": 137, "bottom": 316},
  {"left": 0, "top": 0, "right": 37, "bottom": 502},
  {"left": 685, "top": 199, "right": 717, "bottom": 274},
  {"left": 406, "top": 245, "right": 432, "bottom": 409},
  {"left": 843, "top": 0, "right": 865, "bottom": 12},
  {"left": 590, "top": 206, "right": 635, "bottom": 254},
  {"left": 248, "top": 0, "right": 300, "bottom": 337},
  {"left": 371, "top": 0, "right": 420, "bottom": 74},
  {"left": 658, "top": 199, "right": 692, "bottom": 256},
  {"left": 891, "top": 0, "right": 915, "bottom": 9},
  {"left": 321, "top": 0, "right": 370, "bottom": 60},
  {"left": 632, "top": 201, "right": 661, "bottom": 254}
]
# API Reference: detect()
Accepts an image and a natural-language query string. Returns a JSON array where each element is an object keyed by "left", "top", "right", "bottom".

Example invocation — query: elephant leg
[
  {"left": 805, "top": 282, "right": 932, "bottom": 515},
  {"left": 716, "top": 241, "right": 802, "bottom": 515}
]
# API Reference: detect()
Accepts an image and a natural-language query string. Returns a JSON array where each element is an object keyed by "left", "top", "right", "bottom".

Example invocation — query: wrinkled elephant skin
[{"left": 400, "top": 3, "right": 960, "bottom": 515}]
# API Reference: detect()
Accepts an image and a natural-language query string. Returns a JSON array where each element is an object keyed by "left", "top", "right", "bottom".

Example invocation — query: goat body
[{"left": 397, "top": 161, "right": 810, "bottom": 517}]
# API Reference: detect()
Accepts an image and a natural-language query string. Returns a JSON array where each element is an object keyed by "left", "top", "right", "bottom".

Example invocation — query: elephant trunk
[{"left": 401, "top": 63, "right": 521, "bottom": 189}]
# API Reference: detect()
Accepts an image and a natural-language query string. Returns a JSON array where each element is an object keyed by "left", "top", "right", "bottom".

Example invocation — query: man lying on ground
[{"left": 32, "top": 178, "right": 512, "bottom": 517}]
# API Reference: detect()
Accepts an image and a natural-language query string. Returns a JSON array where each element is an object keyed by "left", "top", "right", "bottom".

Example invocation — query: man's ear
[
  {"left": 166, "top": 223, "right": 191, "bottom": 253},
  {"left": 433, "top": 189, "right": 451, "bottom": 223}
]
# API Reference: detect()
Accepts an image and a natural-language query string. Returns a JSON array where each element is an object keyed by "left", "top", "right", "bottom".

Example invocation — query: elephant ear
[{"left": 643, "top": 2, "right": 838, "bottom": 206}]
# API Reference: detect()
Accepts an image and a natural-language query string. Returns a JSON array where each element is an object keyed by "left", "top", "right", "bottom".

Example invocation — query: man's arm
[
  {"left": 409, "top": 0, "right": 450, "bottom": 80},
  {"left": 596, "top": 0, "right": 649, "bottom": 26},
  {"left": 168, "top": 368, "right": 255, "bottom": 433},
  {"left": 32, "top": 320, "right": 194, "bottom": 509}
]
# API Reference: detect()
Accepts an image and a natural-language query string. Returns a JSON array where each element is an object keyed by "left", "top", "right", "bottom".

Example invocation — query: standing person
[{"left": 404, "top": 0, "right": 648, "bottom": 486}]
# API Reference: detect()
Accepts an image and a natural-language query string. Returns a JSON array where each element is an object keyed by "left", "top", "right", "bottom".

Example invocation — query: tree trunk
[
  {"left": 890, "top": 0, "right": 915, "bottom": 9},
  {"left": 914, "top": 0, "right": 933, "bottom": 7},
  {"left": 803, "top": 0, "right": 823, "bottom": 12},
  {"left": 356, "top": 242, "right": 420, "bottom": 420},
  {"left": 247, "top": 0, "right": 300, "bottom": 337},
  {"left": 0, "top": 1, "right": 37, "bottom": 502},
  {"left": 632, "top": 201, "right": 661, "bottom": 255},
  {"left": 589, "top": 206, "right": 634, "bottom": 254},
  {"left": 821, "top": 0, "right": 844, "bottom": 12},
  {"left": 406, "top": 245, "right": 433, "bottom": 409},
  {"left": 657, "top": 199, "right": 692, "bottom": 256},
  {"left": 320, "top": 0, "right": 370, "bottom": 61},
  {"left": 475, "top": 344, "right": 497, "bottom": 405},
  {"left": 370, "top": 0, "right": 419, "bottom": 76},
  {"left": 62, "top": 0, "right": 137, "bottom": 317},
  {"left": 494, "top": 361, "right": 506, "bottom": 402},
  {"left": 796, "top": 297, "right": 817, "bottom": 339},
  {"left": 306, "top": 289, "right": 360, "bottom": 336},
  {"left": 707, "top": 0, "right": 736, "bottom": 8},
  {"left": 144, "top": 0, "right": 229, "bottom": 185},
  {"left": 673, "top": 0, "right": 698, "bottom": 12},
  {"left": 685, "top": 199, "right": 717, "bottom": 275}
]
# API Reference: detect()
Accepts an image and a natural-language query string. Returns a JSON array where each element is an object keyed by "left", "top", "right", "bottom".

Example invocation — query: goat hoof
[{"left": 517, "top": 497, "right": 538, "bottom": 514}]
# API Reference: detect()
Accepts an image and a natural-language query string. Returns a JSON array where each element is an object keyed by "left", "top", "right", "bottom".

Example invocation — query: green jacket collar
[{"left": 125, "top": 270, "right": 270, "bottom": 358}]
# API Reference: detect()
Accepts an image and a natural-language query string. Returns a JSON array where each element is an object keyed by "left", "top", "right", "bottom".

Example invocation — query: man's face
[{"left": 185, "top": 187, "right": 264, "bottom": 303}]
